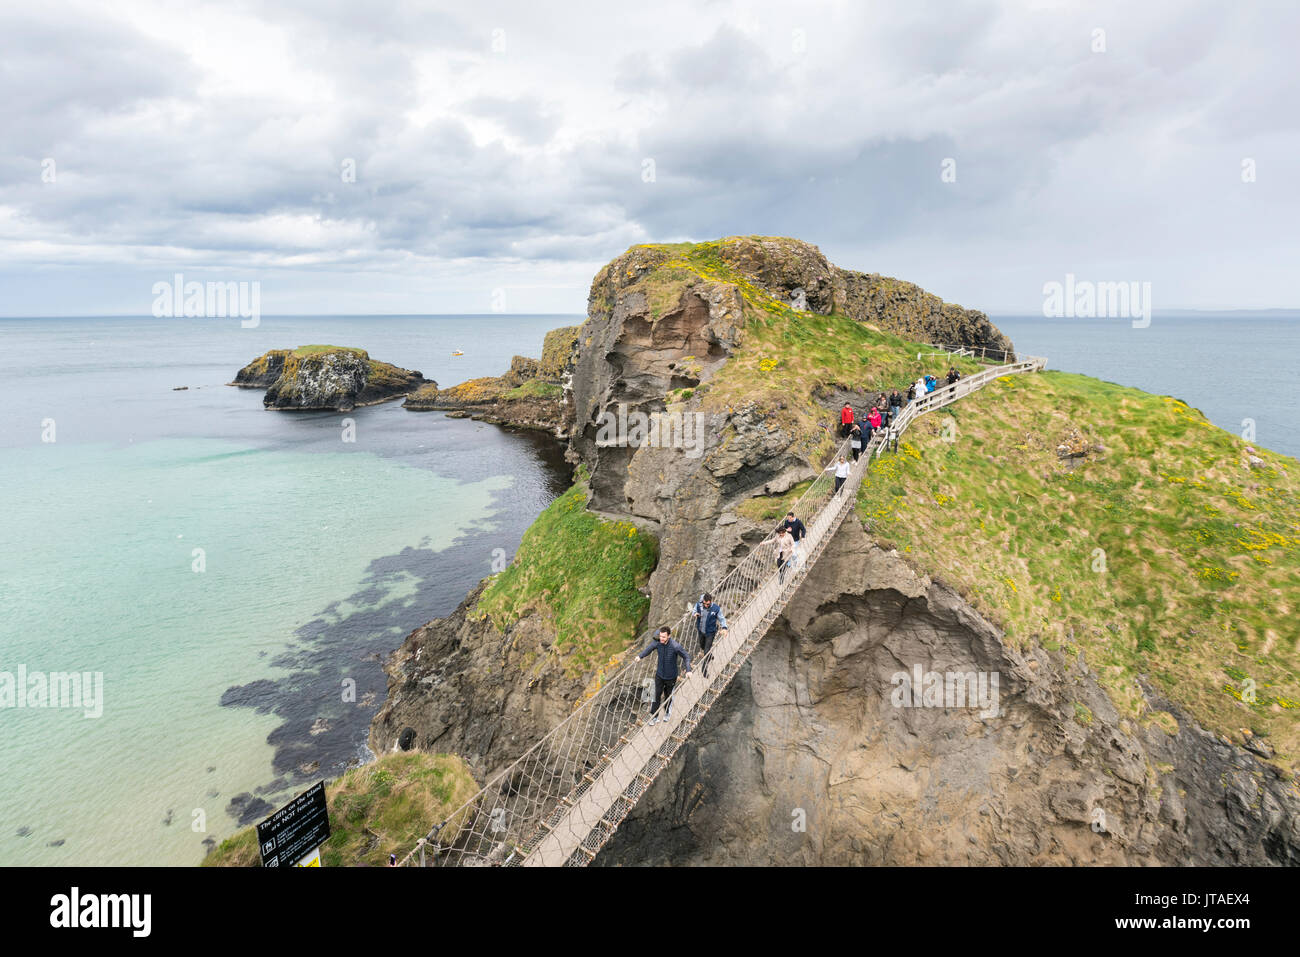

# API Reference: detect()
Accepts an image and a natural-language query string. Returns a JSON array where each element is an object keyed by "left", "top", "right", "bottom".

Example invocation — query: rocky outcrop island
[{"left": 231, "top": 345, "right": 430, "bottom": 411}]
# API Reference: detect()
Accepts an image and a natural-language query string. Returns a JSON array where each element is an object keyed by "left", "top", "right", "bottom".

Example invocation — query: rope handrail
[{"left": 398, "top": 353, "right": 1046, "bottom": 866}]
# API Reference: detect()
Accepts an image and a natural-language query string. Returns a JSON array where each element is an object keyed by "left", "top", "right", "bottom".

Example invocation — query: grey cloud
[{"left": 0, "top": 0, "right": 1296, "bottom": 315}]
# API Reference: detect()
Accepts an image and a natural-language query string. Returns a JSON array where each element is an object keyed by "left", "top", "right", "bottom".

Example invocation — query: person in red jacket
[
  {"left": 868, "top": 407, "right": 883, "bottom": 433},
  {"left": 840, "top": 402, "right": 854, "bottom": 437}
]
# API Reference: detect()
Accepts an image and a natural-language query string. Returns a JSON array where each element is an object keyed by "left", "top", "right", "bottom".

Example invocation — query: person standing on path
[
  {"left": 638, "top": 626, "right": 692, "bottom": 725},
  {"left": 693, "top": 593, "right": 728, "bottom": 679},
  {"left": 840, "top": 402, "right": 855, "bottom": 437},
  {"left": 826, "top": 455, "right": 851, "bottom": 496}
]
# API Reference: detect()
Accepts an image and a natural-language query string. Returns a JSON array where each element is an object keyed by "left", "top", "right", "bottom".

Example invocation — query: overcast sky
[{"left": 2, "top": 0, "right": 1297, "bottom": 316}]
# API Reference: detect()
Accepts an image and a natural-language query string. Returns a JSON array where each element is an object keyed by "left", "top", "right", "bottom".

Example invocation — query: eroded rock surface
[
  {"left": 232, "top": 347, "right": 429, "bottom": 411},
  {"left": 597, "top": 520, "right": 1300, "bottom": 866}
]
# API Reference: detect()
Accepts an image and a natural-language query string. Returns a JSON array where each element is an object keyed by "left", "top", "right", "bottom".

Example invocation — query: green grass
[
  {"left": 737, "top": 480, "right": 813, "bottom": 522},
  {"left": 854, "top": 370, "right": 1300, "bottom": 768},
  {"left": 503, "top": 379, "right": 562, "bottom": 400},
  {"left": 202, "top": 751, "right": 478, "bottom": 867},
  {"left": 291, "top": 344, "right": 367, "bottom": 358},
  {"left": 477, "top": 467, "right": 659, "bottom": 676}
]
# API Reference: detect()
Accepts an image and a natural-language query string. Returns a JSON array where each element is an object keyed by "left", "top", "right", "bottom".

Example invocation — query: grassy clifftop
[
  {"left": 202, "top": 751, "right": 478, "bottom": 866},
  {"left": 476, "top": 466, "right": 659, "bottom": 677},
  {"left": 598, "top": 238, "right": 995, "bottom": 464},
  {"left": 855, "top": 369, "right": 1299, "bottom": 767}
]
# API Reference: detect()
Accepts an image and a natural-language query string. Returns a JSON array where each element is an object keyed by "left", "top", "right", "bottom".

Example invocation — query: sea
[
  {"left": 0, "top": 309, "right": 1295, "bottom": 866},
  {"left": 0, "top": 315, "right": 577, "bottom": 866},
  {"left": 992, "top": 312, "right": 1299, "bottom": 458}
]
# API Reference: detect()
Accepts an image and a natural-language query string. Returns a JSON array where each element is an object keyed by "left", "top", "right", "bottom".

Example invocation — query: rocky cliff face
[
  {"left": 232, "top": 347, "right": 429, "bottom": 411},
  {"left": 694, "top": 236, "right": 1013, "bottom": 355},
  {"left": 570, "top": 245, "right": 792, "bottom": 625},
  {"left": 369, "top": 582, "right": 597, "bottom": 776},
  {"left": 564, "top": 238, "right": 1012, "bottom": 629},
  {"left": 231, "top": 349, "right": 289, "bottom": 388},
  {"left": 597, "top": 519, "right": 1300, "bottom": 866}
]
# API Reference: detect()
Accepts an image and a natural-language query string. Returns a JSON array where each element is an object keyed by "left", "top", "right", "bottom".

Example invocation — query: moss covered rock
[{"left": 231, "top": 345, "right": 431, "bottom": 411}]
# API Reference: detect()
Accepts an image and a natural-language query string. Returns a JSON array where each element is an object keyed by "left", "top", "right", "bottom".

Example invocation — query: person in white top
[{"left": 825, "top": 455, "right": 851, "bottom": 495}]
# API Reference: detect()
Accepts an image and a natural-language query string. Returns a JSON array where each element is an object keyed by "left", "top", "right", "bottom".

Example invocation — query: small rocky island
[
  {"left": 403, "top": 325, "right": 579, "bottom": 435},
  {"left": 231, "top": 345, "right": 431, "bottom": 411}
]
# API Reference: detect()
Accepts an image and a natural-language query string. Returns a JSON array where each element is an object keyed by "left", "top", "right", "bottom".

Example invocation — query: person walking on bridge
[
  {"left": 778, "top": 510, "right": 807, "bottom": 568},
  {"left": 693, "top": 593, "right": 728, "bottom": 679},
  {"left": 769, "top": 526, "right": 796, "bottom": 584},
  {"left": 849, "top": 422, "right": 864, "bottom": 461},
  {"left": 839, "top": 402, "right": 855, "bottom": 437},
  {"left": 826, "top": 455, "right": 851, "bottom": 496},
  {"left": 638, "top": 626, "right": 691, "bottom": 725}
]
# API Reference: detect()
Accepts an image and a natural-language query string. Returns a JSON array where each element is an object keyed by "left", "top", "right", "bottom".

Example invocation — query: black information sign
[{"left": 256, "top": 781, "right": 331, "bottom": 867}]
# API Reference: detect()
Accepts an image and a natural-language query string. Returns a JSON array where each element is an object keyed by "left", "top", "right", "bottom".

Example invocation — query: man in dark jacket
[
  {"left": 693, "top": 593, "right": 728, "bottom": 678},
  {"left": 638, "top": 627, "right": 691, "bottom": 724}
]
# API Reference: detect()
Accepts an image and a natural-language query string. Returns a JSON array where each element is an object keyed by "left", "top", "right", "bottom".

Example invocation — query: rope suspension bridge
[{"left": 398, "top": 351, "right": 1048, "bottom": 867}]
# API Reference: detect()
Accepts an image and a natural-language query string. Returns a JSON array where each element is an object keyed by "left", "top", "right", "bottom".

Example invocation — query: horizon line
[{"left": 2, "top": 307, "right": 1299, "bottom": 320}]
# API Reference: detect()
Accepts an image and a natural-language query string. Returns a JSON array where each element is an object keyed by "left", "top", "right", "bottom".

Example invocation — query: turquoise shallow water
[{"left": 0, "top": 315, "right": 577, "bottom": 865}]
